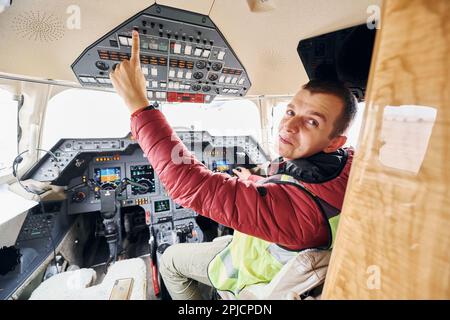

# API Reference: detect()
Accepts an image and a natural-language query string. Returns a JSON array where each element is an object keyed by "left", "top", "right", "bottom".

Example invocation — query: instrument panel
[
  {"left": 23, "top": 131, "right": 268, "bottom": 249},
  {"left": 71, "top": 4, "right": 251, "bottom": 104}
]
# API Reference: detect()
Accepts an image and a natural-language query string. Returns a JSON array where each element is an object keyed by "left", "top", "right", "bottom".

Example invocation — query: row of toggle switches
[
  {"left": 148, "top": 91, "right": 167, "bottom": 99},
  {"left": 142, "top": 66, "right": 158, "bottom": 76},
  {"left": 171, "top": 42, "right": 226, "bottom": 60},
  {"left": 118, "top": 34, "right": 226, "bottom": 61},
  {"left": 145, "top": 81, "right": 193, "bottom": 90},
  {"left": 79, "top": 76, "right": 112, "bottom": 84},
  {"left": 169, "top": 69, "right": 192, "bottom": 79},
  {"left": 219, "top": 75, "right": 245, "bottom": 85}
]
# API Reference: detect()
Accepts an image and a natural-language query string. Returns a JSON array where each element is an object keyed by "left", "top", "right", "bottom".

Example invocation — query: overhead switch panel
[{"left": 71, "top": 4, "right": 251, "bottom": 103}]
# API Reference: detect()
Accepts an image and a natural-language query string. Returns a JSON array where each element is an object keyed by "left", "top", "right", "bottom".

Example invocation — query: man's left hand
[
  {"left": 232, "top": 167, "right": 252, "bottom": 180},
  {"left": 110, "top": 30, "right": 149, "bottom": 114}
]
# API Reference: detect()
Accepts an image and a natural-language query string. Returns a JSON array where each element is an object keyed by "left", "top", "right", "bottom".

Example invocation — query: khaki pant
[{"left": 159, "top": 236, "right": 232, "bottom": 300}]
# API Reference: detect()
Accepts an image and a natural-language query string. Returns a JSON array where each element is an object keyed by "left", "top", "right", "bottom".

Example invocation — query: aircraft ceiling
[{"left": 0, "top": 0, "right": 381, "bottom": 96}]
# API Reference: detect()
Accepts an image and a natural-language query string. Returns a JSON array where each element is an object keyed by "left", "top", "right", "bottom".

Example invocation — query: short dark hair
[{"left": 302, "top": 80, "right": 358, "bottom": 138}]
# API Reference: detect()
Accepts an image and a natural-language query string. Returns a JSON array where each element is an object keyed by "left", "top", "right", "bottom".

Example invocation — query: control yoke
[{"left": 67, "top": 178, "right": 149, "bottom": 268}]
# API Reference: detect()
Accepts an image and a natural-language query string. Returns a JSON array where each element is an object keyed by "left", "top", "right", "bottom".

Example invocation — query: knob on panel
[
  {"left": 211, "top": 62, "right": 223, "bottom": 71},
  {"left": 95, "top": 60, "right": 109, "bottom": 71},
  {"left": 195, "top": 60, "right": 207, "bottom": 69},
  {"left": 193, "top": 71, "right": 204, "bottom": 80},
  {"left": 72, "top": 191, "right": 86, "bottom": 203},
  {"left": 208, "top": 73, "right": 218, "bottom": 81}
]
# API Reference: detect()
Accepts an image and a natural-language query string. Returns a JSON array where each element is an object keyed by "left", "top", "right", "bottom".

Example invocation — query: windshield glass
[
  {"left": 42, "top": 88, "right": 262, "bottom": 150},
  {"left": 0, "top": 88, "right": 19, "bottom": 177}
]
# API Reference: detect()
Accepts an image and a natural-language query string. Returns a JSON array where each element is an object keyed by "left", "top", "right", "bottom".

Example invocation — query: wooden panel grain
[
  {"left": 109, "top": 278, "right": 134, "bottom": 300},
  {"left": 322, "top": 0, "right": 450, "bottom": 299}
]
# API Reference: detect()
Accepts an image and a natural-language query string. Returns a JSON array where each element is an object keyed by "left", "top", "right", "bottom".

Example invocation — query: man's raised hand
[
  {"left": 110, "top": 30, "right": 149, "bottom": 114},
  {"left": 130, "top": 29, "right": 141, "bottom": 67}
]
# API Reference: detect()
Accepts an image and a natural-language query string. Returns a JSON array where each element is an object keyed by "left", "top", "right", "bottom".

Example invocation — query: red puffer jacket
[{"left": 131, "top": 109, "right": 353, "bottom": 250}]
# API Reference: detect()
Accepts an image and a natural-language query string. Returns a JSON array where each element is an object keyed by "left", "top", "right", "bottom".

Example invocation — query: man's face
[{"left": 277, "top": 88, "right": 346, "bottom": 160}]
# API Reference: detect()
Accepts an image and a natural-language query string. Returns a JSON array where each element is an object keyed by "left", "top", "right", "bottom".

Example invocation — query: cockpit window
[
  {"left": 268, "top": 100, "right": 290, "bottom": 158},
  {"left": 346, "top": 102, "right": 366, "bottom": 149},
  {"left": 160, "top": 99, "right": 261, "bottom": 142},
  {"left": 42, "top": 89, "right": 262, "bottom": 150},
  {"left": 42, "top": 89, "right": 132, "bottom": 150},
  {"left": 0, "top": 89, "right": 19, "bottom": 177}
]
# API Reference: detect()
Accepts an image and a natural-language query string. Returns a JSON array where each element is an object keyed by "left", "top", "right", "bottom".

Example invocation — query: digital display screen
[
  {"left": 130, "top": 165, "right": 155, "bottom": 194},
  {"left": 94, "top": 167, "right": 121, "bottom": 184},
  {"left": 154, "top": 199, "right": 171, "bottom": 213},
  {"left": 216, "top": 161, "right": 230, "bottom": 172},
  {"left": 212, "top": 160, "right": 231, "bottom": 173}
]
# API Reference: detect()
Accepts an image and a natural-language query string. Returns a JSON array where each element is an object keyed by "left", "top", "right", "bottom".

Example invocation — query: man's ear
[{"left": 323, "top": 135, "right": 347, "bottom": 153}]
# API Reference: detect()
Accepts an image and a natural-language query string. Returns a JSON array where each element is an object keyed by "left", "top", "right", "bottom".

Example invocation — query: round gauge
[
  {"left": 193, "top": 71, "right": 204, "bottom": 80},
  {"left": 202, "top": 85, "right": 211, "bottom": 92},
  {"left": 208, "top": 73, "right": 218, "bottom": 81},
  {"left": 95, "top": 60, "right": 110, "bottom": 71},
  {"left": 191, "top": 84, "right": 202, "bottom": 91},
  {"left": 195, "top": 60, "right": 207, "bottom": 69},
  {"left": 211, "top": 62, "right": 223, "bottom": 71}
]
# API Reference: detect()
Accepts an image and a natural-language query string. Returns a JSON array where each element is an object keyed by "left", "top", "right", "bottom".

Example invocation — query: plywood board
[{"left": 323, "top": 0, "right": 450, "bottom": 299}]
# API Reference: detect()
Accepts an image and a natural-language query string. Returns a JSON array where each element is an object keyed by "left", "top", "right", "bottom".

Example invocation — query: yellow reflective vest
[{"left": 207, "top": 174, "right": 340, "bottom": 297}]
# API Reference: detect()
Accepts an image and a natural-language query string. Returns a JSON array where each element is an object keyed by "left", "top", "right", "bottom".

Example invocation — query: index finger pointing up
[{"left": 131, "top": 30, "right": 141, "bottom": 66}]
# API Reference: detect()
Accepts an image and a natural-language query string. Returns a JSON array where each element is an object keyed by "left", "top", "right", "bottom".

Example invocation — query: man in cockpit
[{"left": 110, "top": 31, "right": 357, "bottom": 299}]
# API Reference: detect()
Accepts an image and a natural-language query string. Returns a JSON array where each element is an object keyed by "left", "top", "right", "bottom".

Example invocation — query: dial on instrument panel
[
  {"left": 71, "top": 4, "right": 251, "bottom": 104},
  {"left": 95, "top": 60, "right": 109, "bottom": 71},
  {"left": 195, "top": 60, "right": 207, "bottom": 69},
  {"left": 208, "top": 73, "right": 218, "bottom": 82},
  {"left": 211, "top": 62, "right": 223, "bottom": 71},
  {"left": 193, "top": 71, "right": 204, "bottom": 80}
]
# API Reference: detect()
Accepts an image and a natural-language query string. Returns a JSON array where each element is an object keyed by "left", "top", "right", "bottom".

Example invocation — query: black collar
[{"left": 271, "top": 148, "right": 348, "bottom": 184}]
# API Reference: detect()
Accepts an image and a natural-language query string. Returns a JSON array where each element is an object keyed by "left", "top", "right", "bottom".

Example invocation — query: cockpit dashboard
[{"left": 0, "top": 130, "right": 268, "bottom": 299}]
